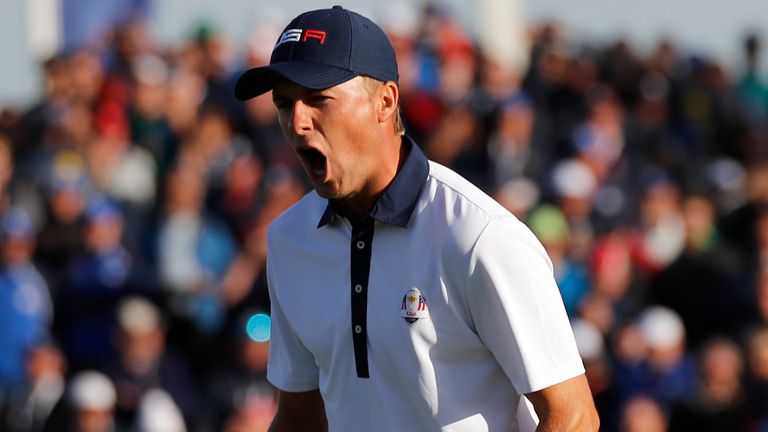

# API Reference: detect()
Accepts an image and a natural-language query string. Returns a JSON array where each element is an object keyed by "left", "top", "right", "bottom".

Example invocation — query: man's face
[{"left": 272, "top": 76, "right": 380, "bottom": 201}]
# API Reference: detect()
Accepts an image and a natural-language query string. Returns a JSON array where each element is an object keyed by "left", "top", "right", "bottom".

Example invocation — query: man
[{"left": 234, "top": 6, "right": 599, "bottom": 431}]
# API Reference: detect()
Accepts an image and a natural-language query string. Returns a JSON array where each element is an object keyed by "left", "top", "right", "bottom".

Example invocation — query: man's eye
[
  {"left": 307, "top": 95, "right": 329, "bottom": 105},
  {"left": 273, "top": 99, "right": 291, "bottom": 109}
]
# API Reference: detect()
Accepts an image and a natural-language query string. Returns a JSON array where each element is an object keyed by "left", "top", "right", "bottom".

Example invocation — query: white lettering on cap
[{"left": 275, "top": 29, "right": 303, "bottom": 47}]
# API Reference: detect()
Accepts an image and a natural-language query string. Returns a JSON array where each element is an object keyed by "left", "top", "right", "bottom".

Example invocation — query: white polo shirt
[{"left": 266, "top": 138, "right": 584, "bottom": 431}]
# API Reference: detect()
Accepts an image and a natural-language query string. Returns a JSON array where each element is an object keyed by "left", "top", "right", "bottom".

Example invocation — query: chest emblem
[{"left": 401, "top": 288, "right": 429, "bottom": 324}]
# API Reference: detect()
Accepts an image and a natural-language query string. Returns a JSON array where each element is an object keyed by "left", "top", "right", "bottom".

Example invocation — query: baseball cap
[
  {"left": 234, "top": 5, "right": 398, "bottom": 100},
  {"left": 638, "top": 306, "right": 685, "bottom": 350},
  {"left": 1, "top": 208, "right": 36, "bottom": 239},
  {"left": 69, "top": 371, "right": 116, "bottom": 411},
  {"left": 117, "top": 296, "right": 162, "bottom": 335},
  {"left": 527, "top": 204, "right": 569, "bottom": 245},
  {"left": 84, "top": 196, "right": 121, "bottom": 222}
]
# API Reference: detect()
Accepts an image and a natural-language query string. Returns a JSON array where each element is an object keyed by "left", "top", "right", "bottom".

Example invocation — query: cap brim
[{"left": 234, "top": 61, "right": 359, "bottom": 100}]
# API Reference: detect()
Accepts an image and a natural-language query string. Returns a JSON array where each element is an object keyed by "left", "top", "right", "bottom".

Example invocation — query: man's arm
[
  {"left": 269, "top": 389, "right": 328, "bottom": 432},
  {"left": 526, "top": 374, "right": 599, "bottom": 432}
]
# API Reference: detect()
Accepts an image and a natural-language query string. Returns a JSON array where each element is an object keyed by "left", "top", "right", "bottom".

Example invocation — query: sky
[
  {"left": 525, "top": 0, "right": 766, "bottom": 67},
  {"left": 1, "top": 0, "right": 767, "bottom": 107},
  {"left": 150, "top": 0, "right": 767, "bottom": 66}
]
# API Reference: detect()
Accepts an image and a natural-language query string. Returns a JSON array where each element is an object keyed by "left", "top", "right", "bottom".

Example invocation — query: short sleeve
[
  {"left": 266, "top": 255, "right": 321, "bottom": 392},
  {"left": 467, "top": 217, "right": 584, "bottom": 395}
]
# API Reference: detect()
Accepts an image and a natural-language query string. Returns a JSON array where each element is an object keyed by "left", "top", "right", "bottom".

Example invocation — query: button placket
[{"left": 350, "top": 217, "right": 374, "bottom": 378}]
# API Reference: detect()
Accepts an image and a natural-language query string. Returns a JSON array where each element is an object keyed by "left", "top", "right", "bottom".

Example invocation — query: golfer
[{"left": 235, "top": 6, "right": 599, "bottom": 431}]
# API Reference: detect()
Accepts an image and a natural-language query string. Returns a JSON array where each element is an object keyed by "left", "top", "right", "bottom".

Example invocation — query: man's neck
[{"left": 332, "top": 135, "right": 408, "bottom": 222}]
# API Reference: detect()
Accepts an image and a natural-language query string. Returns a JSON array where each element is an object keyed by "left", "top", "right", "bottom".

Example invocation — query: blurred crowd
[{"left": 1, "top": 3, "right": 768, "bottom": 431}]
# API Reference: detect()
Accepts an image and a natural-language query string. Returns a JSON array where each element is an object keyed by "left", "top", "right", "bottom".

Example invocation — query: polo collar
[{"left": 317, "top": 136, "right": 428, "bottom": 228}]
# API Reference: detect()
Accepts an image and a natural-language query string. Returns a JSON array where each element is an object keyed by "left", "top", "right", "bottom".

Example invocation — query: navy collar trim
[{"left": 317, "top": 136, "right": 429, "bottom": 228}]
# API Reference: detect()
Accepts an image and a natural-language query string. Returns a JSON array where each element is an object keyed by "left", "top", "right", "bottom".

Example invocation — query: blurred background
[{"left": 1, "top": 0, "right": 768, "bottom": 431}]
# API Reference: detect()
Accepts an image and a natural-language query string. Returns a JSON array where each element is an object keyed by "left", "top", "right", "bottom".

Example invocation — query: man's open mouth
[{"left": 300, "top": 147, "right": 327, "bottom": 178}]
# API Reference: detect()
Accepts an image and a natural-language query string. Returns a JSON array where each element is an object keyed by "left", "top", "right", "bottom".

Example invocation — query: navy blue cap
[
  {"left": 235, "top": 5, "right": 398, "bottom": 100},
  {"left": 85, "top": 196, "right": 122, "bottom": 223}
]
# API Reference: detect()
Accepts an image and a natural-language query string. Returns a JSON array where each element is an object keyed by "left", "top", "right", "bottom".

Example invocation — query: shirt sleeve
[
  {"left": 466, "top": 216, "right": 585, "bottom": 395},
  {"left": 266, "top": 255, "right": 321, "bottom": 392}
]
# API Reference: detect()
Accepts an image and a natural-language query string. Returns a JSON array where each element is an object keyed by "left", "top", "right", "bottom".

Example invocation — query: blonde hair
[{"left": 361, "top": 76, "right": 405, "bottom": 136}]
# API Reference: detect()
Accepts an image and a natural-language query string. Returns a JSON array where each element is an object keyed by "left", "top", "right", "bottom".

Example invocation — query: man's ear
[{"left": 376, "top": 81, "right": 399, "bottom": 125}]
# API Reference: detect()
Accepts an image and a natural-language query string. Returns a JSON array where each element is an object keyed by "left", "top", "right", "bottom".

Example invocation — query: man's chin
[{"left": 313, "top": 184, "right": 339, "bottom": 200}]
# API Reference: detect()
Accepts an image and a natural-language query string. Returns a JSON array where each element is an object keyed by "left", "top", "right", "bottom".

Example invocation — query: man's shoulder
[
  {"left": 416, "top": 161, "right": 527, "bottom": 253},
  {"left": 425, "top": 161, "right": 511, "bottom": 222}
]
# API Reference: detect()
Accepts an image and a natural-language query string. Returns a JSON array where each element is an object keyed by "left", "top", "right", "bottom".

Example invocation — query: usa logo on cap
[
  {"left": 275, "top": 28, "right": 327, "bottom": 48},
  {"left": 401, "top": 288, "right": 428, "bottom": 324}
]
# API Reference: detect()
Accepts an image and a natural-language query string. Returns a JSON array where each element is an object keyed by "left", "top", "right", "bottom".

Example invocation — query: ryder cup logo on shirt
[
  {"left": 275, "top": 28, "right": 327, "bottom": 48},
  {"left": 401, "top": 288, "right": 429, "bottom": 324}
]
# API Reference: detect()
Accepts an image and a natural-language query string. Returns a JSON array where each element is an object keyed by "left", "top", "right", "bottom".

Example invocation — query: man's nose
[{"left": 290, "top": 100, "right": 312, "bottom": 136}]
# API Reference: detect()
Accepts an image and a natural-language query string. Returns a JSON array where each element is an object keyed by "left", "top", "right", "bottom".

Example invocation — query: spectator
[
  {"left": 133, "top": 388, "right": 186, "bottom": 432},
  {"left": 56, "top": 197, "right": 137, "bottom": 371},
  {"left": 219, "top": 169, "right": 305, "bottom": 322},
  {"left": 208, "top": 144, "right": 263, "bottom": 239},
  {"left": 571, "top": 318, "right": 620, "bottom": 430},
  {"left": 633, "top": 168, "right": 685, "bottom": 273},
  {"left": 619, "top": 395, "right": 667, "bottom": 432},
  {"left": 0, "top": 208, "right": 52, "bottom": 393},
  {"left": 35, "top": 151, "right": 89, "bottom": 281},
  {"left": 745, "top": 326, "right": 768, "bottom": 428},
  {"left": 44, "top": 370, "right": 118, "bottom": 432},
  {"left": 528, "top": 204, "right": 590, "bottom": 316},
  {"left": 156, "top": 162, "right": 236, "bottom": 342},
  {"left": 89, "top": 97, "right": 156, "bottom": 211},
  {"left": 649, "top": 194, "right": 743, "bottom": 347},
  {"left": 590, "top": 231, "right": 647, "bottom": 320},
  {"left": 550, "top": 158, "right": 598, "bottom": 258},
  {"left": 735, "top": 32, "right": 768, "bottom": 131},
  {"left": 106, "top": 296, "right": 201, "bottom": 430},
  {"left": 207, "top": 311, "right": 275, "bottom": 430},
  {"left": 2, "top": 343, "right": 67, "bottom": 432},
  {"left": 668, "top": 337, "right": 750, "bottom": 431},
  {"left": 0, "top": 134, "right": 13, "bottom": 213},
  {"left": 629, "top": 306, "right": 696, "bottom": 409}
]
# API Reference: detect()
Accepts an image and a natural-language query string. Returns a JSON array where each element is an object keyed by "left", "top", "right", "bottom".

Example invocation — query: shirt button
[
  {"left": 354, "top": 325, "right": 362, "bottom": 334},
  {"left": 356, "top": 240, "right": 365, "bottom": 249},
  {"left": 354, "top": 284, "right": 363, "bottom": 293}
]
